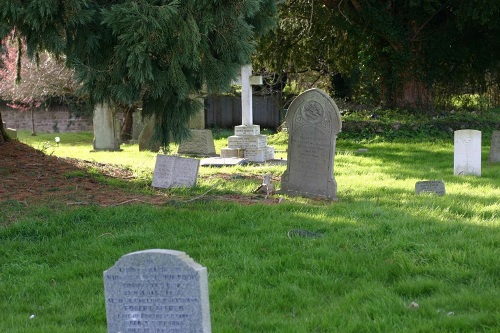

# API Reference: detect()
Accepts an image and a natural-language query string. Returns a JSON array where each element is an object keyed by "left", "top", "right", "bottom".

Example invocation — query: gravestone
[
  {"left": 415, "top": 180, "right": 446, "bottom": 195},
  {"left": 280, "top": 88, "right": 342, "bottom": 199},
  {"left": 138, "top": 116, "right": 160, "bottom": 152},
  {"left": 104, "top": 249, "right": 211, "bottom": 333},
  {"left": 131, "top": 111, "right": 145, "bottom": 142},
  {"left": 93, "top": 103, "right": 121, "bottom": 151},
  {"left": 220, "top": 64, "right": 274, "bottom": 162},
  {"left": 152, "top": 155, "right": 200, "bottom": 189},
  {"left": 177, "top": 101, "right": 216, "bottom": 156},
  {"left": 454, "top": 129, "right": 481, "bottom": 176},
  {"left": 489, "top": 131, "right": 500, "bottom": 163}
]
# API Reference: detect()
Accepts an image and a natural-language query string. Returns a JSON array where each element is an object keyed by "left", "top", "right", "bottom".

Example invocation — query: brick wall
[
  {"left": 1, "top": 103, "right": 94, "bottom": 133},
  {"left": 2, "top": 94, "right": 283, "bottom": 133}
]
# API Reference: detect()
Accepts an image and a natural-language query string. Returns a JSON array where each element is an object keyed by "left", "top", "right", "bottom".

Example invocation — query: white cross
[{"left": 238, "top": 64, "right": 263, "bottom": 126}]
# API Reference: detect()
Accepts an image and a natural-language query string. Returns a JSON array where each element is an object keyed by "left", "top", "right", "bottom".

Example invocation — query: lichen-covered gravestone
[
  {"left": 280, "top": 88, "right": 342, "bottom": 199},
  {"left": 454, "top": 129, "right": 481, "bottom": 176},
  {"left": 104, "top": 249, "right": 211, "bottom": 333}
]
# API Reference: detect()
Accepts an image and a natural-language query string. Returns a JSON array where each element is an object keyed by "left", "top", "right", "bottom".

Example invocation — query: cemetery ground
[{"left": 1, "top": 108, "right": 500, "bottom": 332}]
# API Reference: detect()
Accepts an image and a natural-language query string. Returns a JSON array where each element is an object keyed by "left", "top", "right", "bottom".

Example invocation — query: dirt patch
[{"left": 0, "top": 140, "right": 278, "bottom": 208}]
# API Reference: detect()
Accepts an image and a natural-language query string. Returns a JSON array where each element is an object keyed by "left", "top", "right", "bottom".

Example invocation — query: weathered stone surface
[
  {"left": 219, "top": 148, "right": 244, "bottom": 158},
  {"left": 104, "top": 249, "right": 211, "bottom": 333},
  {"left": 489, "top": 131, "right": 500, "bottom": 163},
  {"left": 227, "top": 135, "right": 267, "bottom": 149},
  {"left": 415, "top": 180, "right": 446, "bottom": 195},
  {"left": 152, "top": 155, "right": 199, "bottom": 189},
  {"left": 178, "top": 130, "right": 216, "bottom": 156},
  {"left": 280, "top": 88, "right": 342, "bottom": 199},
  {"left": 138, "top": 116, "right": 160, "bottom": 152},
  {"left": 454, "top": 129, "right": 481, "bottom": 176},
  {"left": 93, "top": 103, "right": 121, "bottom": 151},
  {"left": 234, "top": 125, "right": 261, "bottom": 136}
]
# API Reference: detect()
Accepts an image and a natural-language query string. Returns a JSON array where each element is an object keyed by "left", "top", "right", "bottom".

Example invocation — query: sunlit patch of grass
[{"left": 6, "top": 126, "right": 500, "bottom": 332}]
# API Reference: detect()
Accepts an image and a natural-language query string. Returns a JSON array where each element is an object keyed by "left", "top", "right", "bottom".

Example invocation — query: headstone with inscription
[
  {"left": 489, "top": 131, "right": 500, "bottom": 163},
  {"left": 280, "top": 88, "right": 342, "bottom": 199},
  {"left": 415, "top": 180, "right": 446, "bottom": 195},
  {"left": 152, "top": 155, "right": 200, "bottom": 189},
  {"left": 104, "top": 249, "right": 211, "bottom": 333},
  {"left": 454, "top": 129, "right": 481, "bottom": 176}
]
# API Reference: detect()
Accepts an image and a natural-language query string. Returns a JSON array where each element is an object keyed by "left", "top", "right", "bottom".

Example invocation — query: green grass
[{"left": 1, "top": 130, "right": 500, "bottom": 332}]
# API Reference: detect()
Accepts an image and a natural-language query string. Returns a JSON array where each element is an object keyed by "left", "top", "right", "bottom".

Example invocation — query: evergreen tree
[
  {"left": 256, "top": 0, "right": 500, "bottom": 109},
  {"left": 0, "top": 0, "right": 278, "bottom": 148}
]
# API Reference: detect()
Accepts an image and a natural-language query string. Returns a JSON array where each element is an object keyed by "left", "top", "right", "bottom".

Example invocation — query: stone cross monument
[{"left": 220, "top": 64, "right": 274, "bottom": 162}]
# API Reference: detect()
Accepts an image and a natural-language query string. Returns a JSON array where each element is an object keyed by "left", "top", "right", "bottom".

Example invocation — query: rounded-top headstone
[
  {"left": 280, "top": 88, "right": 342, "bottom": 199},
  {"left": 104, "top": 249, "right": 211, "bottom": 333}
]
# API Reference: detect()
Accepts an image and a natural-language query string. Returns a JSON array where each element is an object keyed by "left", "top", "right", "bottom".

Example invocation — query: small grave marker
[
  {"left": 104, "top": 249, "right": 211, "bottom": 333},
  {"left": 454, "top": 129, "right": 481, "bottom": 176},
  {"left": 152, "top": 155, "right": 200, "bottom": 189},
  {"left": 489, "top": 131, "right": 500, "bottom": 163},
  {"left": 415, "top": 180, "right": 446, "bottom": 195}
]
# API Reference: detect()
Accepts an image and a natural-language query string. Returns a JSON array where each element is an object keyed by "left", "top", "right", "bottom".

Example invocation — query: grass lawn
[{"left": 1, "top": 130, "right": 499, "bottom": 332}]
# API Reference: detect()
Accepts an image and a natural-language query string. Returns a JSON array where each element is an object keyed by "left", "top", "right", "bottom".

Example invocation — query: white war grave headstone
[
  {"left": 152, "top": 155, "right": 200, "bottom": 189},
  {"left": 104, "top": 249, "right": 211, "bottom": 333},
  {"left": 280, "top": 88, "right": 342, "bottom": 199},
  {"left": 454, "top": 129, "right": 481, "bottom": 176},
  {"left": 93, "top": 102, "right": 121, "bottom": 151},
  {"left": 489, "top": 130, "right": 500, "bottom": 163},
  {"left": 220, "top": 64, "right": 274, "bottom": 162}
]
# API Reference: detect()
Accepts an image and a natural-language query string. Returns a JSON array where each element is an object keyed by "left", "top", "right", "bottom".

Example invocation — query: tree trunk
[
  {"left": 394, "top": 79, "right": 433, "bottom": 110},
  {"left": 120, "top": 106, "right": 134, "bottom": 142},
  {"left": 31, "top": 108, "right": 36, "bottom": 136},
  {"left": 0, "top": 111, "right": 9, "bottom": 144}
]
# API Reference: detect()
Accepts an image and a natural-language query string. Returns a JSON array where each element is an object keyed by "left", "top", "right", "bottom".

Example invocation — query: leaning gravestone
[
  {"left": 415, "top": 180, "right": 446, "bottom": 195},
  {"left": 454, "top": 129, "right": 481, "bottom": 176},
  {"left": 280, "top": 88, "right": 342, "bottom": 199},
  {"left": 489, "top": 131, "right": 500, "bottom": 163},
  {"left": 152, "top": 155, "right": 200, "bottom": 189},
  {"left": 104, "top": 249, "right": 211, "bottom": 333}
]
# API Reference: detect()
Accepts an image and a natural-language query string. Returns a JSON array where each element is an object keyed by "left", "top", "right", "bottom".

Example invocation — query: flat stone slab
[
  {"left": 200, "top": 157, "right": 248, "bottom": 167},
  {"left": 152, "top": 155, "right": 200, "bottom": 188},
  {"left": 415, "top": 180, "right": 446, "bottom": 195},
  {"left": 104, "top": 249, "right": 211, "bottom": 333}
]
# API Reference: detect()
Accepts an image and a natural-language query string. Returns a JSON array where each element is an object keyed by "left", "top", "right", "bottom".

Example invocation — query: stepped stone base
[{"left": 222, "top": 125, "right": 275, "bottom": 162}]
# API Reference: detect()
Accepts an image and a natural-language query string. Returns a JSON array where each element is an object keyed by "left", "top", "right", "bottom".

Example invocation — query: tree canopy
[
  {"left": 1, "top": 0, "right": 277, "bottom": 147},
  {"left": 256, "top": 0, "right": 500, "bottom": 109}
]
